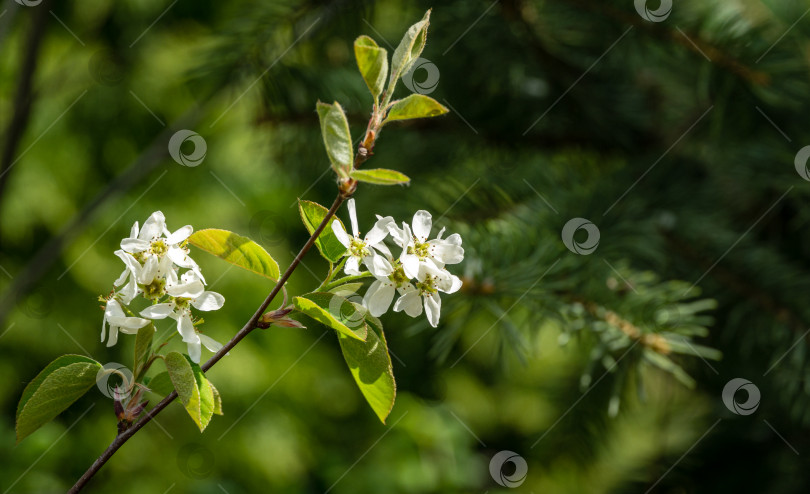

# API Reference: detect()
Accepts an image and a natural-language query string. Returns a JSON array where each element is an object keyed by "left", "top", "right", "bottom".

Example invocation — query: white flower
[
  {"left": 120, "top": 211, "right": 204, "bottom": 282},
  {"left": 393, "top": 262, "right": 462, "bottom": 327},
  {"left": 102, "top": 299, "right": 151, "bottom": 347},
  {"left": 361, "top": 244, "right": 411, "bottom": 317},
  {"left": 139, "top": 271, "right": 224, "bottom": 363},
  {"left": 389, "top": 210, "right": 464, "bottom": 279},
  {"left": 332, "top": 199, "right": 394, "bottom": 276}
]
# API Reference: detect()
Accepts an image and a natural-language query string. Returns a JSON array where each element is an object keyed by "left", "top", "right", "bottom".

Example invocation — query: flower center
[
  {"left": 174, "top": 297, "right": 191, "bottom": 310},
  {"left": 150, "top": 239, "right": 168, "bottom": 256},
  {"left": 349, "top": 237, "right": 370, "bottom": 258},
  {"left": 388, "top": 265, "right": 409, "bottom": 287},
  {"left": 408, "top": 239, "right": 430, "bottom": 259},
  {"left": 141, "top": 278, "right": 166, "bottom": 300},
  {"left": 415, "top": 274, "right": 438, "bottom": 295}
]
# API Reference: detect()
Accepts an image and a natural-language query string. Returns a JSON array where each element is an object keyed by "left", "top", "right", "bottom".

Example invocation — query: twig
[
  {"left": 68, "top": 193, "right": 346, "bottom": 493},
  {"left": 0, "top": 0, "right": 50, "bottom": 228}
]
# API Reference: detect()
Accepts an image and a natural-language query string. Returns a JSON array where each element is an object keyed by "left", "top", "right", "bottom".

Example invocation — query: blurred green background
[{"left": 2, "top": 0, "right": 810, "bottom": 492}]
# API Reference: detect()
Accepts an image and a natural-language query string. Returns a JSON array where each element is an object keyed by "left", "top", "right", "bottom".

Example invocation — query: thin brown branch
[
  {"left": 68, "top": 192, "right": 346, "bottom": 493},
  {"left": 0, "top": 0, "right": 51, "bottom": 229}
]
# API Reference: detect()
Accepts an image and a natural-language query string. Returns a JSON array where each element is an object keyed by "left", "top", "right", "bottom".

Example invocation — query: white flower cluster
[
  {"left": 102, "top": 211, "right": 224, "bottom": 363},
  {"left": 332, "top": 199, "right": 464, "bottom": 327}
]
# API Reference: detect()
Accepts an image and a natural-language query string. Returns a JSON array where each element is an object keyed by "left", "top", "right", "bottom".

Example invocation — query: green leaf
[
  {"left": 316, "top": 101, "right": 353, "bottom": 174},
  {"left": 292, "top": 292, "right": 367, "bottom": 341},
  {"left": 350, "top": 168, "right": 411, "bottom": 186},
  {"left": 189, "top": 228, "right": 280, "bottom": 281},
  {"left": 387, "top": 9, "right": 431, "bottom": 98},
  {"left": 134, "top": 324, "right": 154, "bottom": 376},
  {"left": 384, "top": 94, "right": 448, "bottom": 122},
  {"left": 298, "top": 199, "right": 348, "bottom": 263},
  {"left": 210, "top": 381, "right": 223, "bottom": 415},
  {"left": 354, "top": 35, "right": 388, "bottom": 102},
  {"left": 328, "top": 282, "right": 365, "bottom": 295},
  {"left": 16, "top": 355, "right": 102, "bottom": 442},
  {"left": 338, "top": 322, "right": 396, "bottom": 423},
  {"left": 164, "top": 352, "right": 216, "bottom": 431},
  {"left": 146, "top": 371, "right": 174, "bottom": 397}
]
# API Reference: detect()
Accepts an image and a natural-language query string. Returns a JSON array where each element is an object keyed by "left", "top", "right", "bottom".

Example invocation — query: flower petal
[
  {"left": 445, "top": 275, "right": 463, "bottom": 294},
  {"left": 199, "top": 333, "right": 223, "bottom": 353},
  {"left": 186, "top": 336, "right": 202, "bottom": 364},
  {"left": 129, "top": 221, "right": 140, "bottom": 239},
  {"left": 166, "top": 225, "right": 193, "bottom": 244},
  {"left": 106, "top": 325, "right": 119, "bottom": 347},
  {"left": 364, "top": 281, "right": 396, "bottom": 317},
  {"left": 430, "top": 242, "right": 464, "bottom": 265},
  {"left": 394, "top": 289, "right": 423, "bottom": 317},
  {"left": 118, "top": 276, "right": 138, "bottom": 304},
  {"left": 121, "top": 238, "right": 150, "bottom": 253},
  {"left": 138, "top": 256, "right": 159, "bottom": 284},
  {"left": 365, "top": 253, "right": 393, "bottom": 278},
  {"left": 118, "top": 317, "right": 151, "bottom": 334},
  {"left": 168, "top": 279, "right": 205, "bottom": 298},
  {"left": 347, "top": 198, "right": 359, "bottom": 237},
  {"left": 344, "top": 256, "right": 361, "bottom": 276},
  {"left": 177, "top": 313, "right": 197, "bottom": 342},
  {"left": 140, "top": 211, "right": 165, "bottom": 240},
  {"left": 192, "top": 291, "right": 225, "bottom": 311},
  {"left": 401, "top": 254, "right": 420, "bottom": 279},
  {"left": 364, "top": 216, "right": 393, "bottom": 245},
  {"left": 140, "top": 303, "right": 173, "bottom": 319},
  {"left": 386, "top": 221, "right": 409, "bottom": 247},
  {"left": 411, "top": 210, "right": 432, "bottom": 241},
  {"left": 113, "top": 268, "right": 130, "bottom": 288},
  {"left": 332, "top": 220, "right": 351, "bottom": 248},
  {"left": 424, "top": 293, "right": 441, "bottom": 328}
]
